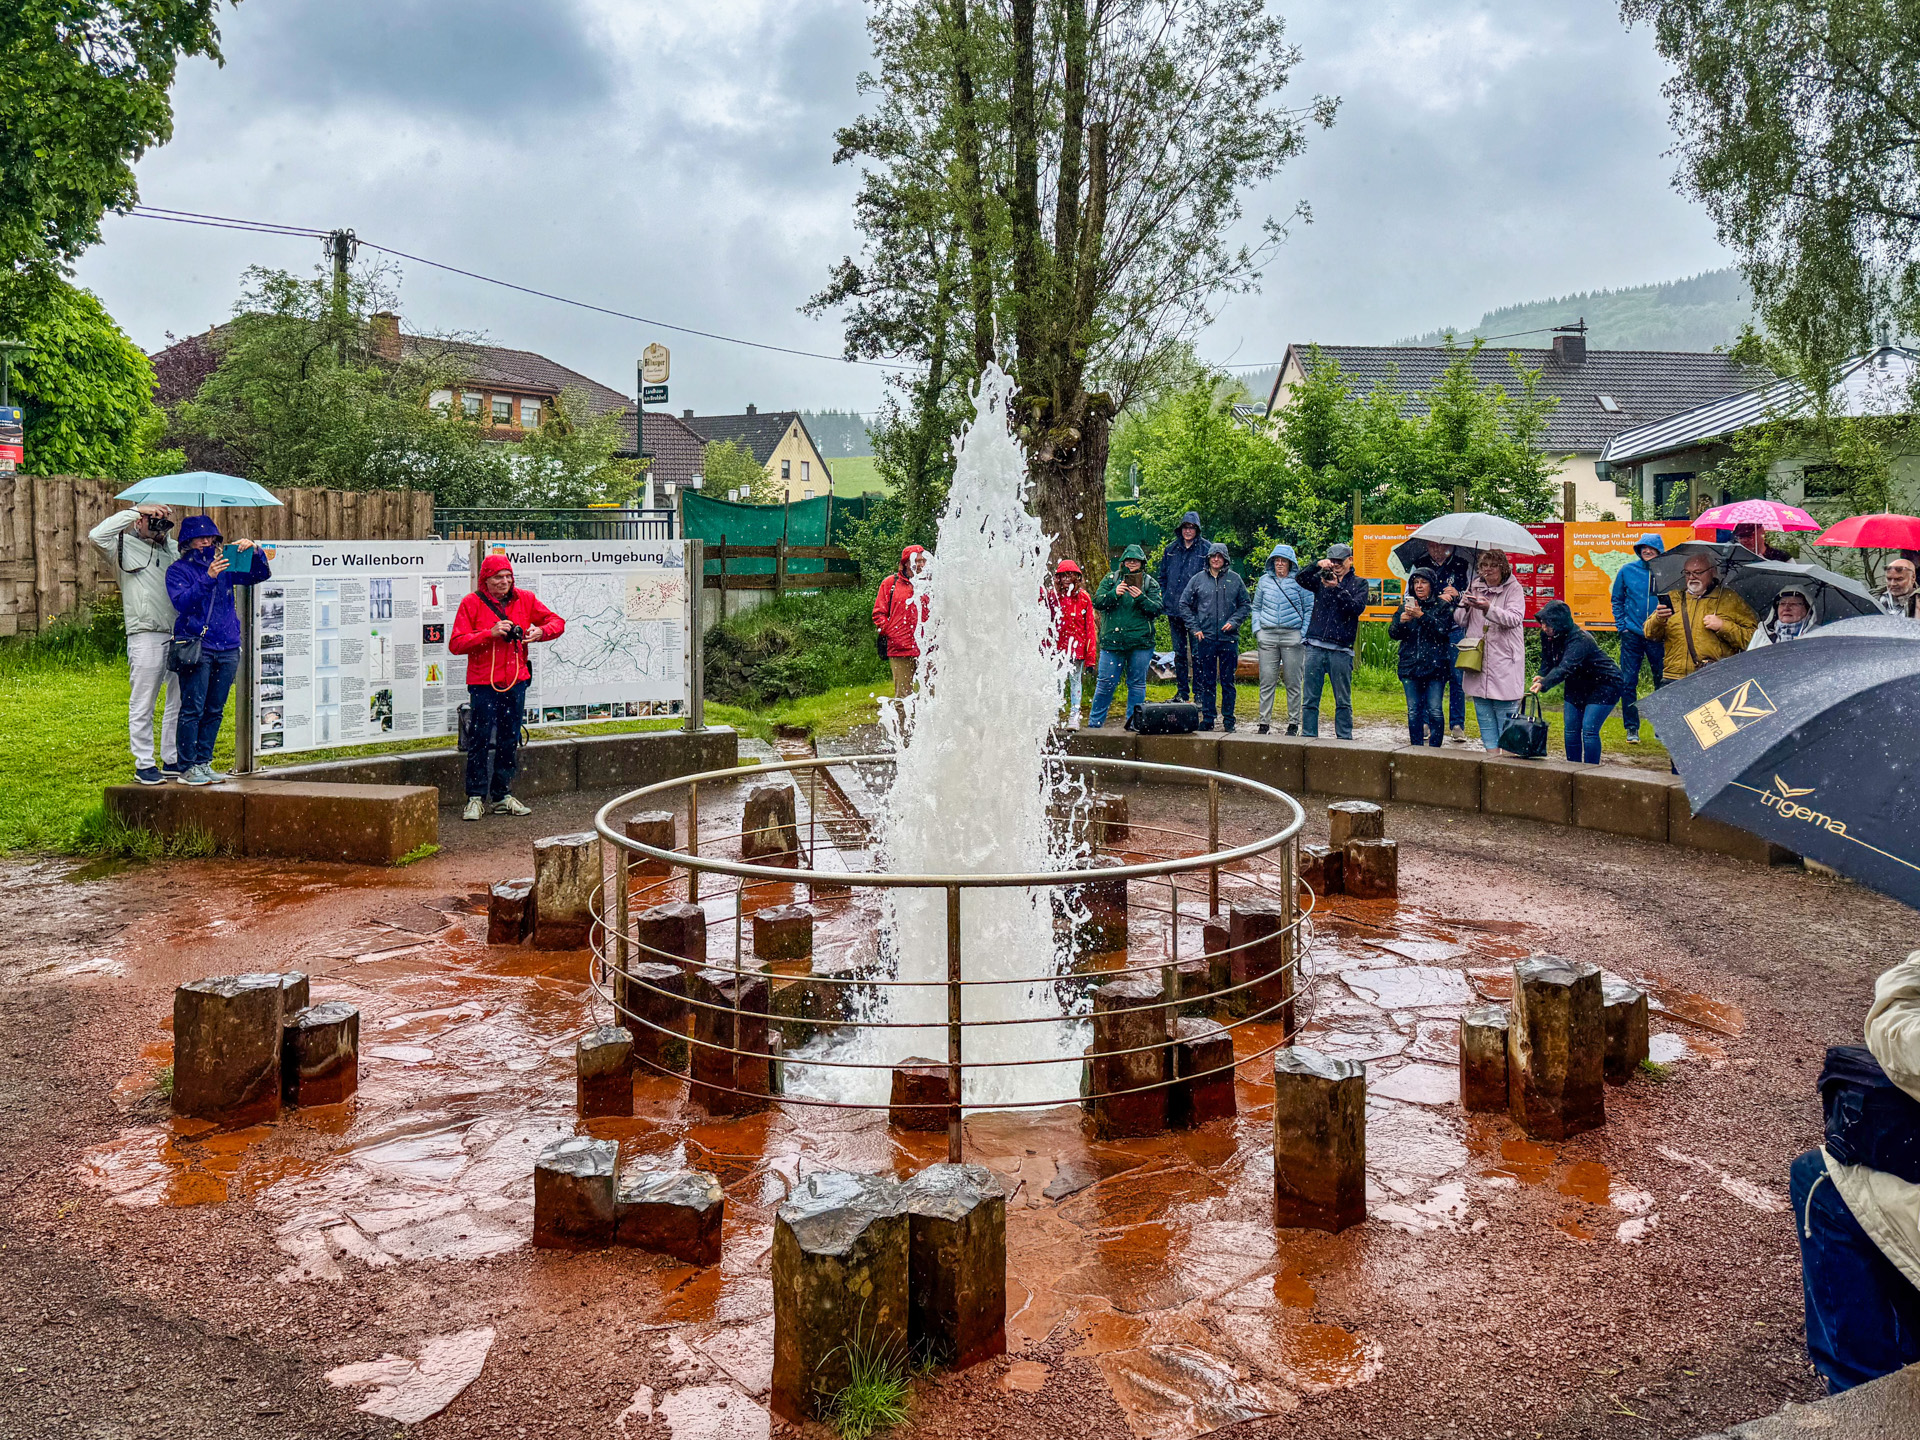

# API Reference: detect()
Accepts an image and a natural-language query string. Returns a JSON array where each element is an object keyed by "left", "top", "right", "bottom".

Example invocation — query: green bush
[
  {"left": 704, "top": 589, "right": 889, "bottom": 707},
  {"left": 0, "top": 597, "right": 126, "bottom": 675}
]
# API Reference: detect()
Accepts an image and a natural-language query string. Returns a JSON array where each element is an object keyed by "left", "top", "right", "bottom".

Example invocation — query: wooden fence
[
  {"left": 0, "top": 476, "right": 435, "bottom": 637},
  {"left": 703, "top": 541, "right": 861, "bottom": 603}
]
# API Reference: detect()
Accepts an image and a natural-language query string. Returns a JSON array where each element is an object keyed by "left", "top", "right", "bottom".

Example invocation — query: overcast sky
[{"left": 75, "top": 0, "right": 1730, "bottom": 420}]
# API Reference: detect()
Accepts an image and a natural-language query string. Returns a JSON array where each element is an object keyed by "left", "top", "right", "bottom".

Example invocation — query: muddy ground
[{"left": 0, "top": 779, "right": 1909, "bottom": 1440}]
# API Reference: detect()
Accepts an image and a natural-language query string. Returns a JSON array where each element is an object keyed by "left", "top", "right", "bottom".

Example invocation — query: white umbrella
[{"left": 1408, "top": 512, "right": 1545, "bottom": 556}]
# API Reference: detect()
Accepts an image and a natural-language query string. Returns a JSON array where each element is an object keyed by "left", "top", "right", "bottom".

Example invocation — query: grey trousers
[{"left": 1256, "top": 627, "right": 1305, "bottom": 726}]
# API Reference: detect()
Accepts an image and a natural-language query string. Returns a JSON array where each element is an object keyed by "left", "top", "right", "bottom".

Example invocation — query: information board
[
  {"left": 1562, "top": 523, "right": 1697, "bottom": 630},
  {"left": 251, "top": 540, "right": 473, "bottom": 755},
  {"left": 1353, "top": 523, "right": 1562, "bottom": 623},
  {"left": 482, "top": 539, "right": 688, "bottom": 722}
]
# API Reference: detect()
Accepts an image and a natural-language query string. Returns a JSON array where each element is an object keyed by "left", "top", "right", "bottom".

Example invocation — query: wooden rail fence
[
  {"left": 0, "top": 476, "right": 434, "bottom": 638},
  {"left": 704, "top": 539, "right": 860, "bottom": 602}
]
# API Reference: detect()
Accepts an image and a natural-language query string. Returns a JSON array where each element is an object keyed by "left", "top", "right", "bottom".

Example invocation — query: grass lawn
[{"left": 827, "top": 455, "right": 889, "bottom": 497}]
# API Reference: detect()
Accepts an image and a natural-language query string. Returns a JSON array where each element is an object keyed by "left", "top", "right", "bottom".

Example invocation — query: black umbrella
[
  {"left": 1392, "top": 534, "right": 1480, "bottom": 577},
  {"left": 1647, "top": 540, "right": 1763, "bottom": 595},
  {"left": 1723, "top": 560, "right": 1882, "bottom": 626},
  {"left": 1641, "top": 615, "right": 1920, "bottom": 909}
]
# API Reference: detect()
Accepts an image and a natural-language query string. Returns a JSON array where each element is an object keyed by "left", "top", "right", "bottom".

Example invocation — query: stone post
[
  {"left": 1271, "top": 1047, "right": 1366, "bottom": 1233},
  {"left": 282, "top": 1002, "right": 359, "bottom": 1107},
  {"left": 1458, "top": 1003, "right": 1510, "bottom": 1112},
  {"left": 1228, "top": 899, "right": 1293, "bottom": 1031},
  {"left": 771, "top": 1171, "right": 909, "bottom": 1423},
  {"left": 902, "top": 1164, "right": 1007, "bottom": 1369},
  {"left": 634, "top": 900, "right": 707, "bottom": 974},
  {"left": 753, "top": 904, "right": 814, "bottom": 965},
  {"left": 1602, "top": 981, "right": 1650, "bottom": 1085},
  {"left": 1343, "top": 839, "right": 1399, "bottom": 899},
  {"left": 889, "top": 1057, "right": 950, "bottom": 1132},
  {"left": 487, "top": 878, "right": 535, "bottom": 945},
  {"left": 742, "top": 783, "right": 800, "bottom": 865},
  {"left": 624, "top": 810, "right": 678, "bottom": 877},
  {"left": 533, "top": 1136, "right": 618, "bottom": 1249},
  {"left": 576, "top": 1025, "right": 635, "bottom": 1118},
  {"left": 1071, "top": 855, "right": 1129, "bottom": 954},
  {"left": 619, "top": 962, "right": 689, "bottom": 1073},
  {"left": 688, "top": 968, "right": 771, "bottom": 1115},
  {"left": 1299, "top": 843, "right": 1342, "bottom": 898},
  {"left": 173, "top": 974, "right": 286, "bottom": 1126},
  {"left": 277, "top": 972, "right": 310, "bottom": 1014},
  {"left": 1202, "top": 920, "right": 1232, "bottom": 1012},
  {"left": 1326, "top": 800, "right": 1385, "bottom": 851},
  {"left": 533, "top": 831, "right": 603, "bottom": 950},
  {"left": 1090, "top": 792, "right": 1130, "bottom": 849},
  {"left": 1508, "top": 956, "right": 1606, "bottom": 1140},
  {"left": 1170, "top": 1017, "right": 1236, "bottom": 1128},
  {"left": 1090, "top": 976, "right": 1169, "bottom": 1139},
  {"left": 616, "top": 1166, "right": 724, "bottom": 1265}
]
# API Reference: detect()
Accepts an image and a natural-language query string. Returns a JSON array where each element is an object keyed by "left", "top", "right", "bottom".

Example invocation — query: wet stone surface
[
  {"left": 902, "top": 1163, "right": 1008, "bottom": 1369},
  {"left": 282, "top": 1000, "right": 360, "bottom": 1108},
  {"left": 1272, "top": 1047, "right": 1367, "bottom": 1233},
  {"left": 1509, "top": 956, "right": 1607, "bottom": 1141},
  {"left": 1170, "top": 1017, "right": 1235, "bottom": 1129},
  {"left": 532, "top": 1136, "right": 618, "bottom": 1249},
  {"left": 1604, "top": 980, "right": 1651, "bottom": 1085},
  {"left": 741, "top": 784, "right": 800, "bottom": 865},
  {"left": 1091, "top": 977, "right": 1169, "bottom": 1140},
  {"left": 1458, "top": 1003, "right": 1510, "bottom": 1112},
  {"left": 750, "top": 904, "right": 812, "bottom": 963},
  {"left": 1343, "top": 838, "right": 1399, "bottom": 900},
  {"left": 531, "top": 832, "right": 601, "bottom": 951},
  {"left": 621, "top": 961, "right": 690, "bottom": 1073},
  {"left": 574, "top": 1025, "right": 634, "bottom": 1118},
  {"left": 623, "top": 810, "right": 677, "bottom": 876},
  {"left": 1299, "top": 843, "right": 1342, "bottom": 897},
  {"left": 615, "top": 1165, "right": 724, "bottom": 1265},
  {"left": 486, "top": 877, "right": 533, "bottom": 945},
  {"left": 1326, "top": 801, "right": 1385, "bottom": 850},
  {"left": 173, "top": 973, "right": 289, "bottom": 1126},
  {"left": 634, "top": 900, "right": 707, "bottom": 974},
  {"left": 889, "top": 1056, "right": 952, "bottom": 1133}
]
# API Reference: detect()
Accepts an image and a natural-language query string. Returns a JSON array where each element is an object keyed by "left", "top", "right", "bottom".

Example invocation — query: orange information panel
[
  {"left": 1562, "top": 523, "right": 1695, "bottom": 630},
  {"left": 1352, "top": 525, "right": 1418, "bottom": 622}
]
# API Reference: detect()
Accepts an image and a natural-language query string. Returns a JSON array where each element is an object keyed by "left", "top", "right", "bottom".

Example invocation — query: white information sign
[
  {"left": 483, "top": 539, "right": 687, "bottom": 723},
  {"left": 252, "top": 539, "right": 473, "bottom": 755}
]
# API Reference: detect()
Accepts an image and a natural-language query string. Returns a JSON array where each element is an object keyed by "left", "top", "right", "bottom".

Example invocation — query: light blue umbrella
[{"left": 117, "top": 472, "right": 283, "bottom": 509}]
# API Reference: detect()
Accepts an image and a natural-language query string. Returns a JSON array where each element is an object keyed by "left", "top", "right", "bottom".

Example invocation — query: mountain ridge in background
[
  {"left": 798, "top": 409, "right": 875, "bottom": 457},
  {"left": 1399, "top": 267, "right": 1752, "bottom": 352}
]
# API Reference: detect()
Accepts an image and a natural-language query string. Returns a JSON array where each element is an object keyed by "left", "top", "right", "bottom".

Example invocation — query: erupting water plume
[{"left": 787, "top": 364, "right": 1086, "bottom": 1107}]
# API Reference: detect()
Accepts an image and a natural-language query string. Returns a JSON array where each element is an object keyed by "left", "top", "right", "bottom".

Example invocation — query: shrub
[{"left": 704, "top": 589, "right": 889, "bottom": 707}]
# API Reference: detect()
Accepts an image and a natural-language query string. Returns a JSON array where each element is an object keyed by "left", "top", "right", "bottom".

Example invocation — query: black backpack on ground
[{"left": 1819, "top": 1045, "right": 1920, "bottom": 1184}]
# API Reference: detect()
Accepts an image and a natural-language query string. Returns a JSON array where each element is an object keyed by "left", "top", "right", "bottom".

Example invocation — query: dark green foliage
[
  {"left": 702, "top": 590, "right": 891, "bottom": 708},
  {"left": 0, "top": 596, "right": 126, "bottom": 674}
]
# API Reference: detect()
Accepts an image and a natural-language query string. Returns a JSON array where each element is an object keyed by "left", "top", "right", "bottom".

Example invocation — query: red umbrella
[{"left": 1814, "top": 513, "right": 1920, "bottom": 550}]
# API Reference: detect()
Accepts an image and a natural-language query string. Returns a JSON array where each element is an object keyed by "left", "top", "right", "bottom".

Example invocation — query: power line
[{"left": 125, "top": 205, "right": 914, "bottom": 372}]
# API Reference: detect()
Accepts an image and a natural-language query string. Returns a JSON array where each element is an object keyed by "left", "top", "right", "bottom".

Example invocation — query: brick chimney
[
  {"left": 1550, "top": 333, "right": 1586, "bottom": 365},
  {"left": 745, "top": 403, "right": 757, "bottom": 416},
  {"left": 684, "top": 408, "right": 694, "bottom": 419},
  {"left": 370, "top": 310, "right": 402, "bottom": 364}
]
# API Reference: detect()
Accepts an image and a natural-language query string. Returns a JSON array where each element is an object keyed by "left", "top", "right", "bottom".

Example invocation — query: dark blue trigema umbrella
[{"left": 1641, "top": 615, "right": 1920, "bottom": 909}]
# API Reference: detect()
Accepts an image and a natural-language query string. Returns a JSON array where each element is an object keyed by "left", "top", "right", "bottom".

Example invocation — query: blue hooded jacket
[
  {"left": 1156, "top": 511, "right": 1210, "bottom": 622},
  {"left": 166, "top": 517, "right": 272, "bottom": 651},
  {"left": 1251, "top": 542, "right": 1314, "bottom": 633},
  {"left": 1610, "top": 532, "right": 1666, "bottom": 635}
]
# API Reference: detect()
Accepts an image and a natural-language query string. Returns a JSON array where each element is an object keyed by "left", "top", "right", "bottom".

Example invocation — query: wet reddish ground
[{"left": 0, "top": 776, "right": 1911, "bottom": 1440}]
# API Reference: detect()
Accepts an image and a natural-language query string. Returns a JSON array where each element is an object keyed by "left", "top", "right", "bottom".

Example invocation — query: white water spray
[{"left": 788, "top": 364, "right": 1086, "bottom": 1107}]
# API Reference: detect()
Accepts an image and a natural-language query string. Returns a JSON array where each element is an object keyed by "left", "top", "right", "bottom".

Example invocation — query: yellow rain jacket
[{"left": 1643, "top": 582, "right": 1757, "bottom": 680}]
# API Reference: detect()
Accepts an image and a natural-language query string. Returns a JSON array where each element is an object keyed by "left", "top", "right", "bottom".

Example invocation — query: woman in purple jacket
[
  {"left": 165, "top": 516, "right": 272, "bottom": 785},
  {"left": 1454, "top": 549, "right": 1526, "bottom": 751}
]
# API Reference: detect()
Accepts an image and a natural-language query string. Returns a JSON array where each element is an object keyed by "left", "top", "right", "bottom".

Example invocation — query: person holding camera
[
  {"left": 1454, "top": 549, "right": 1527, "bottom": 751},
  {"left": 1295, "top": 543, "right": 1370, "bottom": 739},
  {"left": 1177, "top": 543, "right": 1251, "bottom": 732},
  {"left": 88, "top": 502, "right": 182, "bottom": 784},
  {"left": 450, "top": 554, "right": 565, "bottom": 821},
  {"left": 1643, "top": 552, "right": 1756, "bottom": 680},
  {"left": 873, "top": 544, "right": 930, "bottom": 699},
  {"left": 165, "top": 516, "right": 272, "bottom": 786}
]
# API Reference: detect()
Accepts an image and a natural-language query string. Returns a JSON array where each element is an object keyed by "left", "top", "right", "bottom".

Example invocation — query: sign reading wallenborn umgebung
[
  {"left": 482, "top": 540, "right": 688, "bottom": 723},
  {"left": 250, "top": 540, "right": 473, "bottom": 754}
]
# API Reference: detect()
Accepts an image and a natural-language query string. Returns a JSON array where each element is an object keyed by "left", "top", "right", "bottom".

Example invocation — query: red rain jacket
[
  {"left": 872, "top": 546, "right": 930, "bottom": 658},
  {"left": 1049, "top": 585, "right": 1099, "bottom": 663},
  {"left": 450, "top": 555, "right": 566, "bottom": 687}
]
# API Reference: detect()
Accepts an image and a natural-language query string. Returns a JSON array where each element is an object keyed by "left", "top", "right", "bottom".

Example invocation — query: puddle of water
[
  {"left": 1339, "top": 964, "right": 1475, "bottom": 1010},
  {"left": 1369, "top": 1062, "right": 1459, "bottom": 1107},
  {"left": 1649, "top": 1031, "right": 1726, "bottom": 1065},
  {"left": 325, "top": 1327, "right": 495, "bottom": 1425}
]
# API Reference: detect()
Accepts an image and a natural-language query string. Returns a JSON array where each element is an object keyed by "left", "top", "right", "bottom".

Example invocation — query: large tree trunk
[{"left": 1028, "top": 391, "right": 1114, "bottom": 586}]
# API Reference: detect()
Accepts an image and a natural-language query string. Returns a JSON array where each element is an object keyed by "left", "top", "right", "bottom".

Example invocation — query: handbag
[
  {"left": 167, "top": 578, "right": 216, "bottom": 674},
  {"left": 1820, "top": 1045, "right": 1920, "bottom": 1184},
  {"left": 1454, "top": 637, "right": 1485, "bottom": 672},
  {"left": 1498, "top": 694, "right": 1550, "bottom": 759}
]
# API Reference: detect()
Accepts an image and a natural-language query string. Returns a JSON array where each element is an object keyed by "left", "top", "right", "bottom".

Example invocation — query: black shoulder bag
[
  {"left": 167, "top": 572, "right": 217, "bottom": 674},
  {"left": 1820, "top": 1045, "right": 1920, "bottom": 1184}
]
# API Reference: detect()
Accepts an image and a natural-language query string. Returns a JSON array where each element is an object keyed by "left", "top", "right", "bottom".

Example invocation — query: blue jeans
[
  {"left": 1168, "top": 619, "right": 1195, "bottom": 701},
  {"left": 1790, "top": 1148, "right": 1920, "bottom": 1393},
  {"left": 1403, "top": 678, "right": 1445, "bottom": 746},
  {"left": 1563, "top": 699, "right": 1617, "bottom": 764},
  {"left": 176, "top": 648, "right": 240, "bottom": 769},
  {"left": 1193, "top": 631, "right": 1238, "bottom": 726},
  {"left": 1301, "top": 646, "right": 1353, "bottom": 739},
  {"left": 1090, "top": 648, "right": 1151, "bottom": 728},
  {"left": 1472, "top": 697, "right": 1518, "bottom": 751},
  {"left": 466, "top": 681, "right": 528, "bottom": 801},
  {"left": 1446, "top": 649, "right": 1466, "bottom": 730},
  {"left": 1616, "top": 630, "right": 1664, "bottom": 735}
]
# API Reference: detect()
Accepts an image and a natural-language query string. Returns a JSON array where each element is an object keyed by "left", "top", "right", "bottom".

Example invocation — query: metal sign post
[
  {"left": 683, "top": 537, "right": 704, "bottom": 733},
  {"left": 236, "top": 587, "right": 256, "bottom": 775}
]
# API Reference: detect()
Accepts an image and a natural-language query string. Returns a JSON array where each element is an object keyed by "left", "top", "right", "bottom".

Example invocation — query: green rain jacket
[{"left": 1092, "top": 544, "right": 1164, "bottom": 651}]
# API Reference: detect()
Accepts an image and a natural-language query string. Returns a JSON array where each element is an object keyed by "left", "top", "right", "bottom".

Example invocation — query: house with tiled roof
[
  {"left": 678, "top": 406, "right": 833, "bottom": 501},
  {"left": 1266, "top": 335, "right": 1765, "bottom": 518}
]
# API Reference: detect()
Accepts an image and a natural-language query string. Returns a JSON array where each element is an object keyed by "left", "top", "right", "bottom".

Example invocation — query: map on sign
[{"left": 1576, "top": 549, "right": 1639, "bottom": 581}]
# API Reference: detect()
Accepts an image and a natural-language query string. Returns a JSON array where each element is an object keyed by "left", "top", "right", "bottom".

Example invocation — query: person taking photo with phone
[
  {"left": 450, "top": 554, "right": 565, "bottom": 821},
  {"left": 1643, "top": 553, "right": 1756, "bottom": 680},
  {"left": 164, "top": 516, "right": 272, "bottom": 786},
  {"left": 88, "top": 502, "right": 182, "bottom": 784},
  {"left": 1089, "top": 544, "right": 1163, "bottom": 729}
]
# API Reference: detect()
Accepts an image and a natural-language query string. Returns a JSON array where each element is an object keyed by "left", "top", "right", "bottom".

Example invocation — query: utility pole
[{"left": 326, "top": 229, "right": 357, "bottom": 366}]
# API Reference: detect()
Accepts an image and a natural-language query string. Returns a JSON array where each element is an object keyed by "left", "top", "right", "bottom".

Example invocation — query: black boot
[
  {"left": 1257, "top": 723, "right": 1270, "bottom": 735},
  {"left": 1285, "top": 724, "right": 1298, "bottom": 736}
]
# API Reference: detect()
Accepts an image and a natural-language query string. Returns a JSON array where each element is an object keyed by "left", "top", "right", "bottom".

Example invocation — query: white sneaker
[
  {"left": 1626, "top": 732, "right": 1642, "bottom": 744},
  {"left": 463, "top": 797, "right": 485, "bottom": 822},
  {"left": 493, "top": 795, "right": 532, "bottom": 817}
]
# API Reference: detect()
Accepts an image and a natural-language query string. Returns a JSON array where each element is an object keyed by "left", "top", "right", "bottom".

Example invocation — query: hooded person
[
  {"left": 873, "top": 543, "right": 931, "bottom": 699},
  {"left": 1090, "top": 542, "right": 1163, "bottom": 728},
  {"left": 1643, "top": 550, "right": 1758, "bottom": 679},
  {"left": 1155, "top": 511, "right": 1209, "bottom": 703},
  {"left": 1750, "top": 583, "right": 1821, "bottom": 648},
  {"left": 1047, "top": 558, "right": 1099, "bottom": 727},
  {"left": 1454, "top": 548, "right": 1527, "bottom": 751},
  {"left": 449, "top": 553, "right": 565, "bottom": 821},
  {"left": 1531, "top": 600, "right": 1624, "bottom": 764},
  {"left": 1610, "top": 531, "right": 1668, "bottom": 743},
  {"left": 1387, "top": 567, "right": 1453, "bottom": 747},
  {"left": 1251, "top": 542, "right": 1313, "bottom": 734},
  {"left": 89, "top": 501, "right": 181, "bottom": 783},
  {"left": 163, "top": 515, "right": 273, "bottom": 785},
  {"left": 1177, "top": 542, "right": 1252, "bottom": 732}
]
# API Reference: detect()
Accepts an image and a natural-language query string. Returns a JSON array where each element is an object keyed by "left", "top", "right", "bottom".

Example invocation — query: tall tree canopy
[
  {"left": 812, "top": 0, "right": 1334, "bottom": 581},
  {"left": 1, "top": 0, "right": 227, "bottom": 278},
  {"left": 1623, "top": 0, "right": 1920, "bottom": 365}
]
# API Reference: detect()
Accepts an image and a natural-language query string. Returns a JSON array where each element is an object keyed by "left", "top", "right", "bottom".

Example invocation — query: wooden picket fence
[{"left": 0, "top": 475, "right": 435, "bottom": 637}]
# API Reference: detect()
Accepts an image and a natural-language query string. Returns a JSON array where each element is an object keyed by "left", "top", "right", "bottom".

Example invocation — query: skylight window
[{"left": 1597, "top": 394, "right": 1622, "bottom": 413}]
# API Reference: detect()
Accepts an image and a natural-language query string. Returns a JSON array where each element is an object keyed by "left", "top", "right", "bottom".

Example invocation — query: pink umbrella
[{"left": 1690, "top": 498, "right": 1821, "bottom": 533}]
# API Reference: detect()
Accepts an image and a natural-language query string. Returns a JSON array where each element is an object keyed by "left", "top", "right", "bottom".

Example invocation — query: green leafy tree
[
  {"left": 0, "top": 273, "right": 181, "bottom": 477},
  {"left": 1622, "top": 0, "right": 1920, "bottom": 365},
  {"left": 1, "top": 0, "right": 228, "bottom": 278},
  {"left": 702, "top": 438, "right": 782, "bottom": 504}
]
